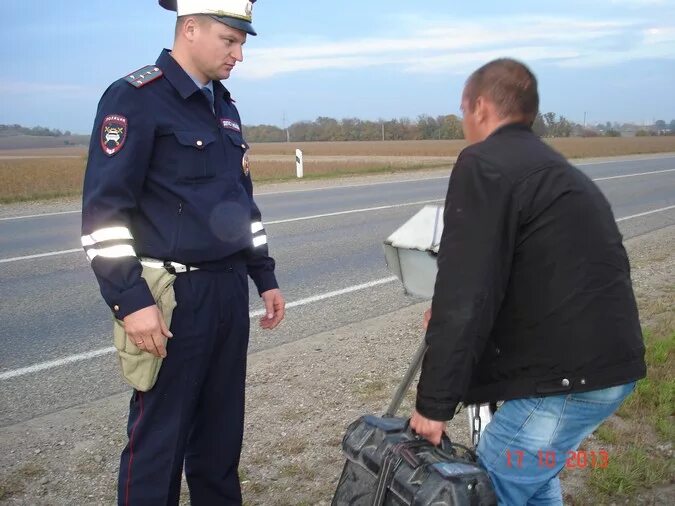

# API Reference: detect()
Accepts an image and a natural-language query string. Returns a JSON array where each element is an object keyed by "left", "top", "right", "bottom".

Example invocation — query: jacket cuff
[
  {"left": 415, "top": 394, "right": 459, "bottom": 421},
  {"left": 109, "top": 280, "right": 156, "bottom": 320},
  {"left": 249, "top": 270, "right": 279, "bottom": 296}
]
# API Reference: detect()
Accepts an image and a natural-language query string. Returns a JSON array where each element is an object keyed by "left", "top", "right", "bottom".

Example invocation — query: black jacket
[{"left": 416, "top": 123, "right": 646, "bottom": 421}]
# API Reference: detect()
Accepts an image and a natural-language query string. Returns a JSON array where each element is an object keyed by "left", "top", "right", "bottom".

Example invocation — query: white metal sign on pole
[{"left": 295, "top": 149, "right": 304, "bottom": 178}]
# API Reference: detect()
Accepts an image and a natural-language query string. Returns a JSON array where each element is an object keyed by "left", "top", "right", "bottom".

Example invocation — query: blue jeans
[{"left": 476, "top": 382, "right": 636, "bottom": 505}]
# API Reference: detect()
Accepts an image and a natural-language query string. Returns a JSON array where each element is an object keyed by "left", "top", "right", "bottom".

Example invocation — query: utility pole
[
  {"left": 583, "top": 111, "right": 587, "bottom": 128},
  {"left": 283, "top": 112, "right": 290, "bottom": 143},
  {"left": 381, "top": 121, "right": 385, "bottom": 141}
]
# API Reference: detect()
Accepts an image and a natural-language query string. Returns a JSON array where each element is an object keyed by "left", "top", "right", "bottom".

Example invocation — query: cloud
[{"left": 237, "top": 15, "right": 674, "bottom": 80}]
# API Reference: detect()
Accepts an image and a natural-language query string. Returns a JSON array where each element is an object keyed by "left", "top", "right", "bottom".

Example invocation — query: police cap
[{"left": 160, "top": 0, "right": 257, "bottom": 36}]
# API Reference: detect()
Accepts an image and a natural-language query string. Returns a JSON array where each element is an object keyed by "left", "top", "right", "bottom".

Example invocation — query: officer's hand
[
  {"left": 423, "top": 307, "right": 432, "bottom": 330},
  {"left": 410, "top": 409, "right": 447, "bottom": 446},
  {"left": 260, "top": 288, "right": 285, "bottom": 330},
  {"left": 123, "top": 305, "right": 173, "bottom": 358}
]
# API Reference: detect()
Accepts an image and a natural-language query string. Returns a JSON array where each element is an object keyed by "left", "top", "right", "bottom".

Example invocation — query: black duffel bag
[{"left": 332, "top": 342, "right": 497, "bottom": 506}]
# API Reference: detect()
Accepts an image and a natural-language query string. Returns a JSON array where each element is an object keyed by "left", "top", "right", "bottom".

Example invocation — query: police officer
[{"left": 81, "top": 1, "right": 285, "bottom": 503}]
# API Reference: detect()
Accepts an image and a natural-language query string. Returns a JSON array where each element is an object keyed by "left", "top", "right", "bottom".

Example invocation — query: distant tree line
[
  {"left": 0, "top": 124, "right": 72, "bottom": 137},
  {"left": 244, "top": 113, "right": 675, "bottom": 143},
  {"left": 4, "top": 115, "right": 674, "bottom": 145}
]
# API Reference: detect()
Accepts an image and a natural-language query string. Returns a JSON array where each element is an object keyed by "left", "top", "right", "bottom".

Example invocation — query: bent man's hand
[
  {"left": 410, "top": 409, "right": 447, "bottom": 446},
  {"left": 260, "top": 288, "right": 285, "bottom": 330},
  {"left": 123, "top": 305, "right": 173, "bottom": 358},
  {"left": 423, "top": 307, "right": 432, "bottom": 330}
]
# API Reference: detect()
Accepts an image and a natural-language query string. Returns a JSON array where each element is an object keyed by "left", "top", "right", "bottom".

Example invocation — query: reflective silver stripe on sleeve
[
  {"left": 86, "top": 244, "right": 137, "bottom": 261},
  {"left": 251, "top": 221, "right": 264, "bottom": 234},
  {"left": 252, "top": 235, "right": 267, "bottom": 248},
  {"left": 81, "top": 226, "right": 133, "bottom": 247}
]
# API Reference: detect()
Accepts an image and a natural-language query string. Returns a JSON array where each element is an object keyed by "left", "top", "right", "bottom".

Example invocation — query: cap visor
[{"left": 209, "top": 15, "right": 257, "bottom": 36}]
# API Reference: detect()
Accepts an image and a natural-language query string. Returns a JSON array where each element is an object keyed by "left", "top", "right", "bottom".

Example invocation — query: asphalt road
[{"left": 1, "top": 154, "right": 674, "bottom": 426}]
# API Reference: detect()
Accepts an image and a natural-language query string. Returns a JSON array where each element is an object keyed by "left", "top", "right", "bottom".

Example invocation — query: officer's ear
[{"left": 176, "top": 15, "right": 200, "bottom": 42}]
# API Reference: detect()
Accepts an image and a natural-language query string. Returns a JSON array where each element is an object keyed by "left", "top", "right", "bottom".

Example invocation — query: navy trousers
[{"left": 118, "top": 263, "right": 250, "bottom": 505}]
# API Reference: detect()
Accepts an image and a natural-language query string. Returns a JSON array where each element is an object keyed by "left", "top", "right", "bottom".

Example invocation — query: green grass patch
[
  {"left": 588, "top": 447, "right": 672, "bottom": 499},
  {"left": 617, "top": 329, "right": 675, "bottom": 440},
  {"left": 594, "top": 424, "right": 618, "bottom": 444},
  {"left": 588, "top": 326, "right": 675, "bottom": 501}
]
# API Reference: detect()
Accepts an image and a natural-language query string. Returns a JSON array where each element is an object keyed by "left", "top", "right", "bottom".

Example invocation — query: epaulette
[{"left": 124, "top": 65, "right": 163, "bottom": 88}]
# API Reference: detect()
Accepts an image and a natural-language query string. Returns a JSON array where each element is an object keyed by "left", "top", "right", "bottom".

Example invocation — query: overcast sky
[{"left": 1, "top": 0, "right": 674, "bottom": 134}]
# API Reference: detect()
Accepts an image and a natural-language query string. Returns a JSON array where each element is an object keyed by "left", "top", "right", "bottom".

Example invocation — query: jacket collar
[
  {"left": 488, "top": 122, "right": 533, "bottom": 138},
  {"left": 156, "top": 49, "right": 232, "bottom": 103}
]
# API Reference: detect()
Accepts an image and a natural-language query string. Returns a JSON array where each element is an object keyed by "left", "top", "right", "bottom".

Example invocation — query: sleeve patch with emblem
[{"left": 100, "top": 115, "right": 128, "bottom": 156}]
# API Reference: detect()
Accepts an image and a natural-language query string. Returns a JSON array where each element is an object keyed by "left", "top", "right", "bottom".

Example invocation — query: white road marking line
[
  {"left": 0, "top": 277, "right": 398, "bottom": 381},
  {"left": 593, "top": 168, "right": 675, "bottom": 181},
  {"left": 2, "top": 157, "right": 675, "bottom": 221},
  {"left": 2, "top": 167, "right": 675, "bottom": 263},
  {"left": 266, "top": 199, "right": 443, "bottom": 224},
  {"left": 0, "top": 248, "right": 83, "bottom": 264},
  {"left": 249, "top": 276, "right": 397, "bottom": 316},
  {"left": 615, "top": 204, "right": 675, "bottom": 222},
  {"left": 0, "top": 347, "right": 116, "bottom": 381},
  {"left": 0, "top": 200, "right": 444, "bottom": 263},
  {"left": 0, "top": 210, "right": 81, "bottom": 221},
  {"left": 0, "top": 178, "right": 450, "bottom": 222},
  {"left": 0, "top": 178, "right": 449, "bottom": 222}
]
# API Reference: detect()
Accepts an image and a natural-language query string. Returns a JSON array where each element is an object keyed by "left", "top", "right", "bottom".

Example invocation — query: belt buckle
[{"left": 163, "top": 261, "right": 177, "bottom": 275}]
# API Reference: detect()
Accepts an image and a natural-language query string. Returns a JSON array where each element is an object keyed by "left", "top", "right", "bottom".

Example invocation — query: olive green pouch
[{"left": 112, "top": 266, "right": 177, "bottom": 392}]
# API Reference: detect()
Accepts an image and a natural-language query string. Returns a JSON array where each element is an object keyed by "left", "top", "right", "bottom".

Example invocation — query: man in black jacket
[{"left": 410, "top": 59, "right": 646, "bottom": 504}]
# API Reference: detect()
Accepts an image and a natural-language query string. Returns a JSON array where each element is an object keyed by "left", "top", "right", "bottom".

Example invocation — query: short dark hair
[
  {"left": 463, "top": 58, "right": 539, "bottom": 124},
  {"left": 175, "top": 14, "right": 214, "bottom": 38}
]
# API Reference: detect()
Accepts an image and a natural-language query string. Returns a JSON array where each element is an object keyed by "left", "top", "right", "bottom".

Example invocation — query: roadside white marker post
[{"left": 296, "top": 148, "right": 304, "bottom": 178}]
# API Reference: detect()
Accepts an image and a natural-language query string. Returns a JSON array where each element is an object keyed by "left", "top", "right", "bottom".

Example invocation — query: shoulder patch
[
  {"left": 124, "top": 65, "right": 163, "bottom": 88},
  {"left": 100, "top": 115, "right": 128, "bottom": 156}
]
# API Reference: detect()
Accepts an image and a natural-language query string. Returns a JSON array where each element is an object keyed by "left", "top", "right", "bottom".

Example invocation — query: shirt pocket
[
  {"left": 160, "top": 130, "right": 218, "bottom": 182},
  {"left": 222, "top": 130, "right": 249, "bottom": 180}
]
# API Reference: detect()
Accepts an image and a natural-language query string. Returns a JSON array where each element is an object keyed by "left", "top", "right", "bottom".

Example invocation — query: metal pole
[{"left": 384, "top": 340, "right": 427, "bottom": 417}]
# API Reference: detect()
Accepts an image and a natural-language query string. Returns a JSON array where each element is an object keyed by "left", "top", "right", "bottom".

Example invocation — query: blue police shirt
[{"left": 82, "top": 49, "right": 277, "bottom": 318}]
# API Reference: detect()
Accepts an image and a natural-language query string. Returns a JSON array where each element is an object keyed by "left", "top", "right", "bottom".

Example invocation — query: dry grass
[
  {"left": 0, "top": 146, "right": 87, "bottom": 158},
  {"left": 0, "top": 136, "right": 673, "bottom": 203},
  {"left": 248, "top": 136, "right": 675, "bottom": 158},
  {"left": 546, "top": 136, "right": 675, "bottom": 159},
  {"left": 249, "top": 139, "right": 467, "bottom": 157},
  {"left": 249, "top": 158, "right": 447, "bottom": 181},
  {"left": 0, "top": 158, "right": 86, "bottom": 203}
]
